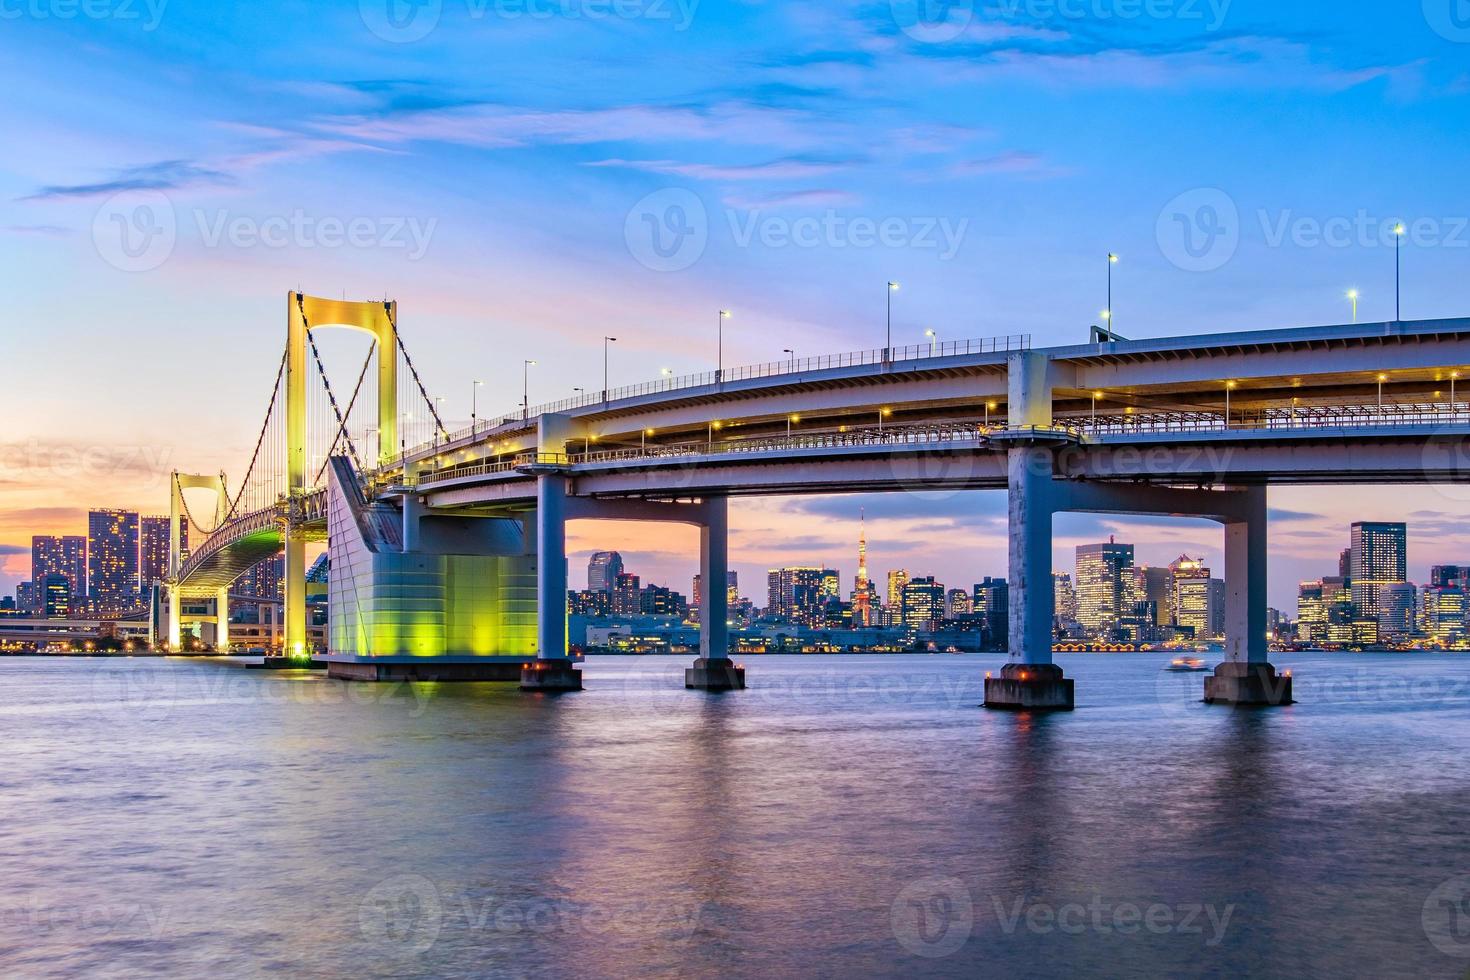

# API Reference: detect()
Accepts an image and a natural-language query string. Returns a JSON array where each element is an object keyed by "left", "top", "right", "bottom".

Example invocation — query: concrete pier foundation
[
  {"left": 685, "top": 657, "right": 746, "bottom": 691},
  {"left": 520, "top": 659, "right": 583, "bottom": 691},
  {"left": 1203, "top": 662, "right": 1294, "bottom": 706},
  {"left": 984, "top": 663, "right": 1074, "bottom": 711}
]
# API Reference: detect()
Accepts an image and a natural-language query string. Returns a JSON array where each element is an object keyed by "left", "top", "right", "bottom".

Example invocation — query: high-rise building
[
  {"left": 946, "top": 588, "right": 972, "bottom": 618},
  {"left": 139, "top": 516, "right": 186, "bottom": 592},
  {"left": 1075, "top": 539, "right": 1134, "bottom": 638},
  {"left": 1053, "top": 573, "right": 1078, "bottom": 625},
  {"left": 32, "top": 535, "right": 87, "bottom": 608},
  {"left": 973, "top": 577, "right": 1008, "bottom": 644},
  {"left": 15, "top": 582, "right": 37, "bottom": 614},
  {"left": 691, "top": 571, "right": 737, "bottom": 622},
  {"left": 613, "top": 572, "right": 642, "bottom": 616},
  {"left": 767, "top": 567, "right": 835, "bottom": 626},
  {"left": 587, "top": 551, "right": 625, "bottom": 592},
  {"left": 1350, "top": 522, "right": 1407, "bottom": 622},
  {"left": 238, "top": 554, "right": 285, "bottom": 601},
  {"left": 1170, "top": 556, "right": 1221, "bottom": 638},
  {"left": 1297, "top": 580, "right": 1328, "bottom": 644},
  {"left": 41, "top": 574, "right": 71, "bottom": 619},
  {"left": 1378, "top": 582, "right": 1417, "bottom": 641},
  {"left": 1136, "top": 566, "right": 1173, "bottom": 627},
  {"left": 87, "top": 509, "right": 140, "bottom": 616},
  {"left": 902, "top": 576, "right": 946, "bottom": 632},
  {"left": 852, "top": 514, "right": 872, "bottom": 627},
  {"left": 1422, "top": 586, "right": 1468, "bottom": 645},
  {"left": 1430, "top": 565, "right": 1470, "bottom": 590}
]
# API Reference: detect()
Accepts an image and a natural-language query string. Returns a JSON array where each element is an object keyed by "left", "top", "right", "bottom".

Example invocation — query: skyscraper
[
  {"left": 140, "top": 516, "right": 186, "bottom": 592},
  {"left": 87, "top": 509, "right": 140, "bottom": 616},
  {"left": 973, "top": 577, "right": 1008, "bottom": 644},
  {"left": 1075, "top": 539, "right": 1134, "bottom": 638},
  {"left": 852, "top": 513, "right": 872, "bottom": 627},
  {"left": 1170, "top": 555, "right": 1218, "bottom": 637},
  {"left": 1053, "top": 573, "right": 1078, "bottom": 627},
  {"left": 902, "top": 576, "right": 946, "bottom": 632},
  {"left": 587, "top": 551, "right": 625, "bottom": 592},
  {"left": 1350, "top": 522, "right": 1407, "bottom": 622},
  {"left": 31, "top": 535, "right": 86, "bottom": 606},
  {"left": 41, "top": 574, "right": 71, "bottom": 619},
  {"left": 767, "top": 567, "right": 835, "bottom": 626},
  {"left": 1378, "top": 582, "right": 1417, "bottom": 641}
]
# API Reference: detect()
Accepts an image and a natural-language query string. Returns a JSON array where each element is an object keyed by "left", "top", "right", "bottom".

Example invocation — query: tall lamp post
[
  {"left": 1394, "top": 222, "right": 1406, "bottom": 322},
  {"left": 717, "top": 310, "right": 731, "bottom": 382},
  {"left": 471, "top": 379, "right": 483, "bottom": 429},
  {"left": 886, "top": 282, "right": 899, "bottom": 360},
  {"left": 1106, "top": 252, "right": 1118, "bottom": 333},
  {"left": 1347, "top": 289, "right": 1359, "bottom": 324},
  {"left": 924, "top": 328, "right": 937, "bottom": 357},
  {"left": 783, "top": 348, "right": 795, "bottom": 371},
  {"left": 603, "top": 336, "right": 617, "bottom": 402},
  {"left": 522, "top": 360, "right": 536, "bottom": 421}
]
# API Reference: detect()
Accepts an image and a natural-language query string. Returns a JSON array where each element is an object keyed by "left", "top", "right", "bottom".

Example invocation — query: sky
[{"left": 2, "top": 0, "right": 1469, "bottom": 611}]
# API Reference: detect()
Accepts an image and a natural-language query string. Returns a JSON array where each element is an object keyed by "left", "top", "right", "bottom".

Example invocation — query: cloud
[
  {"left": 948, "top": 150, "right": 1071, "bottom": 179},
  {"left": 4, "top": 224, "right": 68, "bottom": 237},
  {"left": 22, "top": 160, "right": 232, "bottom": 201},
  {"left": 722, "top": 188, "right": 864, "bottom": 209},
  {"left": 0, "top": 544, "right": 27, "bottom": 557},
  {"left": 585, "top": 156, "right": 854, "bottom": 181},
  {"left": 1268, "top": 508, "right": 1326, "bottom": 522}
]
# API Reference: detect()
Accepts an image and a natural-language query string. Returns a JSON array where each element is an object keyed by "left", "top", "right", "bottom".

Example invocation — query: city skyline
[{"left": 5, "top": 3, "right": 1470, "bottom": 617}]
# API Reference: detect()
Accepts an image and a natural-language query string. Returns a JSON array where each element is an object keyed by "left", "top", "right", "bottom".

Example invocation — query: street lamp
[
  {"left": 642, "top": 427, "right": 653, "bottom": 451},
  {"left": 1453, "top": 371, "right": 1460, "bottom": 416},
  {"left": 522, "top": 360, "right": 537, "bottom": 420},
  {"left": 783, "top": 348, "right": 795, "bottom": 371},
  {"left": 1377, "top": 373, "right": 1388, "bottom": 412},
  {"left": 603, "top": 337, "right": 617, "bottom": 401},
  {"left": 471, "top": 379, "right": 483, "bottom": 428},
  {"left": 1225, "top": 381, "right": 1237, "bottom": 428},
  {"left": 886, "top": 282, "right": 899, "bottom": 359},
  {"left": 787, "top": 413, "right": 799, "bottom": 438},
  {"left": 924, "top": 328, "right": 937, "bottom": 357},
  {"left": 879, "top": 406, "right": 892, "bottom": 434},
  {"left": 717, "top": 311, "right": 731, "bottom": 381},
  {"left": 985, "top": 400, "right": 997, "bottom": 427},
  {"left": 1106, "top": 252, "right": 1118, "bottom": 332},
  {"left": 1347, "top": 289, "right": 1359, "bottom": 324},
  {"left": 1394, "top": 222, "right": 1406, "bottom": 322},
  {"left": 1091, "top": 391, "right": 1102, "bottom": 424}
]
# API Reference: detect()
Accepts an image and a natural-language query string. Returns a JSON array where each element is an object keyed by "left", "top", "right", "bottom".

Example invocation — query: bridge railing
[
  {"left": 1078, "top": 402, "right": 1470, "bottom": 435},
  {"left": 427, "top": 333, "right": 1031, "bottom": 449}
]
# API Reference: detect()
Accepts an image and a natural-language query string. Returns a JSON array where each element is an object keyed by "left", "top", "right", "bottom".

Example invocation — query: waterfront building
[
  {"left": 613, "top": 572, "right": 642, "bottom": 616},
  {"left": 1350, "top": 522, "right": 1407, "bottom": 622},
  {"left": 139, "top": 516, "right": 185, "bottom": 592},
  {"left": 31, "top": 535, "right": 87, "bottom": 606},
  {"left": 973, "top": 577, "right": 1008, "bottom": 646},
  {"left": 902, "top": 576, "right": 946, "bottom": 632},
  {"left": 587, "top": 551, "right": 625, "bottom": 592},
  {"left": 1422, "top": 586, "right": 1468, "bottom": 645},
  {"left": 946, "top": 588, "right": 972, "bottom": 618},
  {"left": 87, "top": 509, "right": 140, "bottom": 616},
  {"left": 1378, "top": 582, "right": 1417, "bottom": 641},
  {"left": 1076, "top": 539, "right": 1134, "bottom": 639},
  {"left": 768, "top": 567, "right": 837, "bottom": 627},
  {"left": 41, "top": 574, "right": 70, "bottom": 619}
]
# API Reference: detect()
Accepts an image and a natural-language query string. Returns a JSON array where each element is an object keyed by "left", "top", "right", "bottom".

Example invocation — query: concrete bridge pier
[
  {"left": 985, "top": 445, "right": 1074, "bottom": 710},
  {"left": 215, "top": 586, "right": 231, "bottom": 653},
  {"left": 522, "top": 471, "right": 582, "bottom": 692},
  {"left": 686, "top": 495, "right": 745, "bottom": 691},
  {"left": 986, "top": 350, "right": 1075, "bottom": 710},
  {"left": 1206, "top": 485, "right": 1294, "bottom": 706}
]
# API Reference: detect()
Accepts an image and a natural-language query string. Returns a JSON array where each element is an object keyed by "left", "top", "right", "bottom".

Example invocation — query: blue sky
[{"left": 2, "top": 0, "right": 1469, "bottom": 609}]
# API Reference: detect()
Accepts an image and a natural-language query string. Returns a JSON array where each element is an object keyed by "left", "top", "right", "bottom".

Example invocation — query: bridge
[{"left": 166, "top": 292, "right": 1470, "bottom": 706}]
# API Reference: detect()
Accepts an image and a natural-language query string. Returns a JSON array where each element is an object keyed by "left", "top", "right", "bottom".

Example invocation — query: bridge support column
[
  {"left": 523, "top": 472, "right": 581, "bottom": 692},
  {"left": 215, "top": 587, "right": 231, "bottom": 654},
  {"left": 284, "top": 531, "right": 308, "bottom": 658},
  {"left": 1206, "top": 486, "right": 1293, "bottom": 706},
  {"left": 986, "top": 446, "right": 1073, "bottom": 711},
  {"left": 688, "top": 496, "right": 744, "bottom": 691},
  {"left": 166, "top": 585, "right": 181, "bottom": 653}
]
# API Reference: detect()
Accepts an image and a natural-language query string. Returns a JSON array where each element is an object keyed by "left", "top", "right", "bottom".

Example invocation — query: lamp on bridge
[
  {"left": 522, "top": 360, "right": 537, "bottom": 421},
  {"left": 783, "top": 348, "right": 795, "bottom": 371},
  {"left": 886, "top": 282, "right": 899, "bottom": 360},
  {"left": 1107, "top": 252, "right": 1118, "bottom": 331},
  {"left": 603, "top": 337, "right": 617, "bottom": 402},
  {"left": 1394, "top": 222, "right": 1406, "bottom": 322},
  {"left": 717, "top": 311, "right": 731, "bottom": 383},
  {"left": 472, "top": 379, "right": 483, "bottom": 427},
  {"left": 924, "top": 328, "right": 937, "bottom": 357},
  {"left": 1347, "top": 289, "right": 1360, "bottom": 324},
  {"left": 1225, "top": 380, "right": 1237, "bottom": 428}
]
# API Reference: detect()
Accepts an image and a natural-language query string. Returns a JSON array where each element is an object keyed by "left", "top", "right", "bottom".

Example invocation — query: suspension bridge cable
[
  {"left": 314, "top": 341, "right": 377, "bottom": 485},
  {"left": 387, "top": 304, "right": 447, "bottom": 439}
]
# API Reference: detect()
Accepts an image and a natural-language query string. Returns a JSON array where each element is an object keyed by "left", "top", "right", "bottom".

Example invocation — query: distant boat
[{"left": 1164, "top": 656, "right": 1209, "bottom": 672}]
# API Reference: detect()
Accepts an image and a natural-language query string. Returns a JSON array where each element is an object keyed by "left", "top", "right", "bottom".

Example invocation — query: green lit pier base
[{"left": 322, "top": 459, "right": 538, "bottom": 682}]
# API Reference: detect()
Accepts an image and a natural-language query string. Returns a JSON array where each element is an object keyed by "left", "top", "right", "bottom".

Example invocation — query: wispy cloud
[
  {"left": 22, "top": 160, "right": 232, "bottom": 201},
  {"left": 585, "top": 156, "right": 854, "bottom": 181},
  {"left": 948, "top": 150, "right": 1071, "bottom": 179},
  {"left": 723, "top": 188, "right": 864, "bottom": 209}
]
